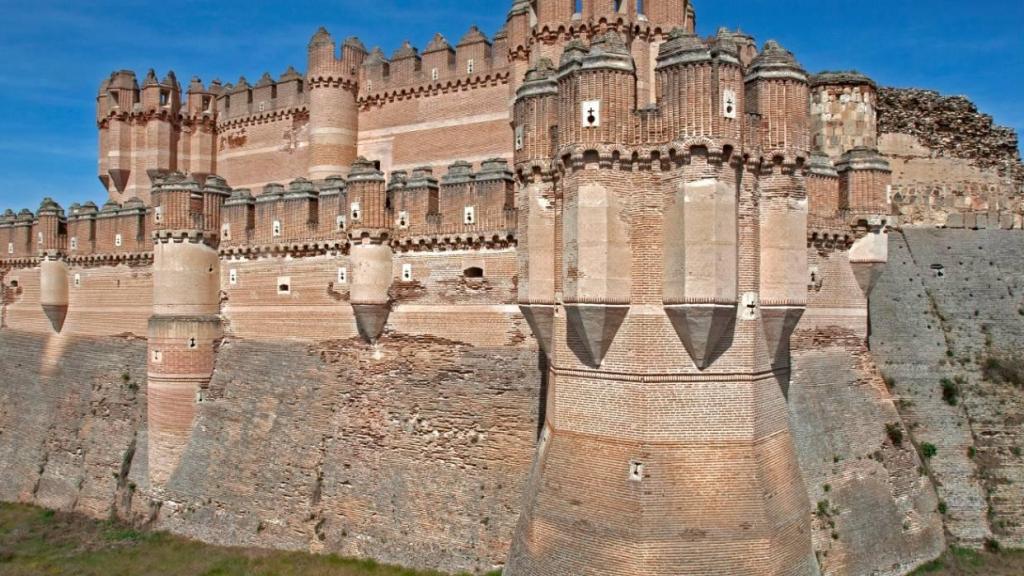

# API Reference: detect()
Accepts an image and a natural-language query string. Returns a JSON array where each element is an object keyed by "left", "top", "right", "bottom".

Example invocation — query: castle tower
[
  {"left": 147, "top": 174, "right": 223, "bottom": 491},
  {"left": 514, "top": 59, "right": 560, "bottom": 357},
  {"left": 36, "top": 198, "right": 69, "bottom": 332},
  {"left": 809, "top": 71, "right": 878, "bottom": 160},
  {"left": 180, "top": 76, "right": 217, "bottom": 182},
  {"left": 656, "top": 30, "right": 743, "bottom": 368},
  {"left": 307, "top": 29, "right": 364, "bottom": 181},
  {"left": 746, "top": 41, "right": 811, "bottom": 371},
  {"left": 506, "top": 31, "right": 817, "bottom": 576},
  {"left": 837, "top": 147, "right": 892, "bottom": 296},
  {"left": 97, "top": 70, "right": 139, "bottom": 199},
  {"left": 346, "top": 157, "right": 393, "bottom": 343}
]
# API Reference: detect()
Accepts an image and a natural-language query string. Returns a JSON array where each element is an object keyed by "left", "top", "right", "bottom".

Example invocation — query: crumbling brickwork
[{"left": 877, "top": 88, "right": 1024, "bottom": 184}]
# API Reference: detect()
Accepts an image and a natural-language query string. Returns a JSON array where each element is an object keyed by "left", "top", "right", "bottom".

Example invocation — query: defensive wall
[{"left": 2, "top": 0, "right": 1024, "bottom": 574}]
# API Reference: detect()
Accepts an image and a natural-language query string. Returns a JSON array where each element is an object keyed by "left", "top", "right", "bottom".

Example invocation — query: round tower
[
  {"left": 556, "top": 32, "right": 636, "bottom": 367},
  {"left": 513, "top": 59, "right": 560, "bottom": 357},
  {"left": 37, "top": 198, "right": 69, "bottom": 333},
  {"left": 147, "top": 175, "right": 222, "bottom": 491},
  {"left": 346, "top": 158, "right": 394, "bottom": 343},
  {"left": 746, "top": 41, "right": 811, "bottom": 369},
  {"left": 810, "top": 71, "right": 878, "bottom": 159},
  {"left": 307, "top": 29, "right": 363, "bottom": 181}
]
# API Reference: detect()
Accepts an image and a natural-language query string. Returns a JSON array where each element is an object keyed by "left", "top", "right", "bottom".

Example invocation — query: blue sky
[{"left": 0, "top": 0, "right": 1021, "bottom": 210}]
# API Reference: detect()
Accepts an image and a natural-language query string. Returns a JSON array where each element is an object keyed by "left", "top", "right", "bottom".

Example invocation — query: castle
[{"left": 2, "top": 1, "right": 1024, "bottom": 575}]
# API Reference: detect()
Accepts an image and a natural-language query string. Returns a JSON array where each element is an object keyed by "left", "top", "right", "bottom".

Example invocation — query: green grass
[
  {"left": 0, "top": 503, "right": 502, "bottom": 576},
  {"left": 908, "top": 546, "right": 1024, "bottom": 575}
]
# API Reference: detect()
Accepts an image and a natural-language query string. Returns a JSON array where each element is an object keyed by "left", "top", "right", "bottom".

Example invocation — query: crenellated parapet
[
  {"left": 215, "top": 67, "right": 308, "bottom": 125},
  {"left": 359, "top": 25, "right": 510, "bottom": 105}
]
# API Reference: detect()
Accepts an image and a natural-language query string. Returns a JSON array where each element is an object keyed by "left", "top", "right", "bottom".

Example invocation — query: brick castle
[{"left": 2, "top": 1, "right": 1023, "bottom": 575}]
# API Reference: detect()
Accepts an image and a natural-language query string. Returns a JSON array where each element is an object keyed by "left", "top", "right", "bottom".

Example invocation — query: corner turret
[{"left": 307, "top": 28, "right": 363, "bottom": 181}]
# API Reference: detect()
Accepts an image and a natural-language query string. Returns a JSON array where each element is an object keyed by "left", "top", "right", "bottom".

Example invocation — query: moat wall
[
  {"left": 2, "top": 234, "right": 1022, "bottom": 575},
  {"left": 0, "top": 259, "right": 541, "bottom": 574},
  {"left": 871, "top": 229, "right": 1024, "bottom": 550}
]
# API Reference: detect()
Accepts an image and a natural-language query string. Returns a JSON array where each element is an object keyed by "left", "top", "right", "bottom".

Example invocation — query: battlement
[
  {"left": 359, "top": 25, "right": 510, "bottom": 100},
  {"left": 216, "top": 67, "right": 307, "bottom": 124}
]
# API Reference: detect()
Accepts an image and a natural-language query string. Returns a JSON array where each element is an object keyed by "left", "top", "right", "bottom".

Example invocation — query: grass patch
[
  {"left": 0, "top": 503, "right": 499, "bottom": 576},
  {"left": 908, "top": 546, "right": 1024, "bottom": 575},
  {"left": 982, "top": 353, "right": 1024, "bottom": 388}
]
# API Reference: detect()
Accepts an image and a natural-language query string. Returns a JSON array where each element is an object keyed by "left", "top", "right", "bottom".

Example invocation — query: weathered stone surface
[
  {"left": 871, "top": 229, "right": 1024, "bottom": 549},
  {"left": 0, "top": 331, "right": 147, "bottom": 520},
  {"left": 154, "top": 335, "right": 540, "bottom": 574}
]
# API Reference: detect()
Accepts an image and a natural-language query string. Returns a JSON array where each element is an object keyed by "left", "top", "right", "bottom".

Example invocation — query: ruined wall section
[
  {"left": 0, "top": 331, "right": 147, "bottom": 521},
  {"left": 871, "top": 229, "right": 1024, "bottom": 550},
  {"left": 877, "top": 88, "right": 1024, "bottom": 227},
  {"left": 151, "top": 336, "right": 540, "bottom": 574}
]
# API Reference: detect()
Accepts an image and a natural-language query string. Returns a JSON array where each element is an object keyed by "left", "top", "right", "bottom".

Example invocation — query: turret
[
  {"left": 810, "top": 71, "right": 878, "bottom": 159},
  {"left": 307, "top": 28, "right": 363, "bottom": 180},
  {"left": 513, "top": 59, "right": 560, "bottom": 357},
  {"left": 346, "top": 157, "right": 393, "bottom": 343},
  {"left": 98, "top": 70, "right": 139, "bottom": 197},
  {"left": 558, "top": 33, "right": 636, "bottom": 151},
  {"left": 837, "top": 147, "right": 892, "bottom": 296},
  {"left": 36, "top": 198, "right": 69, "bottom": 332},
  {"left": 643, "top": 0, "right": 691, "bottom": 31},
  {"left": 744, "top": 40, "right": 811, "bottom": 368},
  {"left": 557, "top": 32, "right": 636, "bottom": 367},
  {"left": 656, "top": 29, "right": 744, "bottom": 145},
  {"left": 147, "top": 174, "right": 223, "bottom": 491}
]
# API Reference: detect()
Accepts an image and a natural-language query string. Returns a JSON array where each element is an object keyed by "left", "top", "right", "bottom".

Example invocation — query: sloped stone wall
[{"left": 871, "top": 229, "right": 1024, "bottom": 549}]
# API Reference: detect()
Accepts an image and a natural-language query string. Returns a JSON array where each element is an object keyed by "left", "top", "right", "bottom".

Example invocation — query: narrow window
[
  {"left": 154, "top": 206, "right": 164, "bottom": 224},
  {"left": 636, "top": 0, "right": 644, "bottom": 14},
  {"left": 73, "top": 273, "right": 81, "bottom": 288},
  {"left": 336, "top": 215, "right": 346, "bottom": 230},
  {"left": 272, "top": 220, "right": 282, "bottom": 237},
  {"left": 515, "top": 126, "right": 524, "bottom": 151},
  {"left": 466, "top": 59, "right": 475, "bottom": 74},
  {"left": 431, "top": 67, "right": 439, "bottom": 81},
  {"left": 398, "top": 210, "right": 409, "bottom": 228},
  {"left": 629, "top": 461, "right": 644, "bottom": 482},
  {"left": 108, "top": 90, "right": 119, "bottom": 106},
  {"left": 202, "top": 96, "right": 212, "bottom": 111},
  {"left": 7, "top": 242, "right": 13, "bottom": 254},
  {"left": 337, "top": 267, "right": 348, "bottom": 284},
  {"left": 350, "top": 202, "right": 361, "bottom": 221},
  {"left": 464, "top": 266, "right": 484, "bottom": 279},
  {"left": 401, "top": 263, "right": 413, "bottom": 281},
  {"left": 221, "top": 223, "right": 231, "bottom": 240},
  {"left": 464, "top": 206, "right": 476, "bottom": 225},
  {"left": 114, "top": 233, "right": 123, "bottom": 247},
  {"left": 70, "top": 237, "right": 78, "bottom": 251},
  {"left": 277, "top": 276, "right": 291, "bottom": 295},
  {"left": 187, "top": 337, "right": 198, "bottom": 349},
  {"left": 258, "top": 101, "right": 266, "bottom": 113},
  {"left": 37, "top": 232, "right": 43, "bottom": 245},
  {"left": 575, "top": 0, "right": 583, "bottom": 14},
  {"left": 229, "top": 269, "right": 238, "bottom": 286}
]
